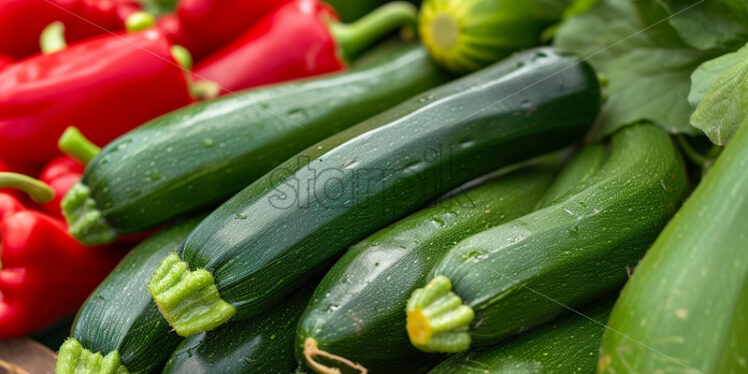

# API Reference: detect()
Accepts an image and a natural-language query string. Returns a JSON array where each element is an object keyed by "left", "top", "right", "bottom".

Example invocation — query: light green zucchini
[{"left": 599, "top": 119, "right": 748, "bottom": 373}]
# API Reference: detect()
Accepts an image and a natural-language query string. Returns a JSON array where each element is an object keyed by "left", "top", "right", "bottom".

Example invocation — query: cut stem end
[
  {"left": 149, "top": 253, "right": 236, "bottom": 336},
  {"left": 56, "top": 338, "right": 130, "bottom": 374},
  {"left": 405, "top": 276, "right": 474, "bottom": 353},
  {"left": 62, "top": 182, "right": 117, "bottom": 245}
]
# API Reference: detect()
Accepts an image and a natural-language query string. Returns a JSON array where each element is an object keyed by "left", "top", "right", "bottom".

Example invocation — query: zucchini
[
  {"left": 148, "top": 47, "right": 601, "bottom": 337},
  {"left": 297, "top": 163, "right": 558, "bottom": 373},
  {"left": 428, "top": 299, "right": 612, "bottom": 374},
  {"left": 161, "top": 285, "right": 315, "bottom": 374},
  {"left": 62, "top": 41, "right": 453, "bottom": 245},
  {"left": 599, "top": 120, "right": 748, "bottom": 372},
  {"left": 406, "top": 124, "right": 689, "bottom": 353},
  {"left": 419, "top": 0, "right": 570, "bottom": 73},
  {"left": 535, "top": 143, "right": 606, "bottom": 208},
  {"left": 55, "top": 216, "right": 203, "bottom": 374}
]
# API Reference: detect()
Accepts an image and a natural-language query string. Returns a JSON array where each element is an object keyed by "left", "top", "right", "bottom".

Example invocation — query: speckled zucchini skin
[
  {"left": 428, "top": 300, "right": 612, "bottom": 374},
  {"left": 63, "top": 41, "right": 452, "bottom": 245},
  {"left": 411, "top": 124, "right": 689, "bottom": 352},
  {"left": 150, "top": 47, "right": 600, "bottom": 335},
  {"left": 161, "top": 285, "right": 315, "bottom": 374},
  {"left": 600, "top": 121, "right": 748, "bottom": 374},
  {"left": 58, "top": 216, "right": 203, "bottom": 374},
  {"left": 296, "top": 165, "right": 557, "bottom": 372}
]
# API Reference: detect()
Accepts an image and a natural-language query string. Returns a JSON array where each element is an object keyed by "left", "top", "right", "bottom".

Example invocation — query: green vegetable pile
[{"left": 49, "top": 0, "right": 748, "bottom": 373}]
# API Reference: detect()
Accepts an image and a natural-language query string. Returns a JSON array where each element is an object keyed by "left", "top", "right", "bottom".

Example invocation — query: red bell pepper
[
  {"left": 0, "top": 173, "right": 126, "bottom": 339},
  {"left": 0, "top": 0, "right": 141, "bottom": 59},
  {"left": 0, "top": 159, "right": 10, "bottom": 174},
  {"left": 193, "top": 0, "right": 417, "bottom": 95},
  {"left": 0, "top": 29, "right": 193, "bottom": 165},
  {"left": 161, "top": 0, "right": 288, "bottom": 60},
  {"left": 39, "top": 156, "right": 84, "bottom": 218},
  {"left": 0, "top": 54, "right": 12, "bottom": 71}
]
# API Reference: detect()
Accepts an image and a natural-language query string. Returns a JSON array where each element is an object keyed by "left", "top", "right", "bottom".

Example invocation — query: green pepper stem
[
  {"left": 58, "top": 126, "right": 102, "bottom": 166},
  {"left": 40, "top": 21, "right": 67, "bottom": 54},
  {"left": 56, "top": 338, "right": 130, "bottom": 374},
  {"left": 190, "top": 80, "right": 221, "bottom": 100},
  {"left": 125, "top": 11, "right": 156, "bottom": 32},
  {"left": 0, "top": 172, "right": 55, "bottom": 203},
  {"left": 149, "top": 253, "right": 236, "bottom": 336},
  {"left": 330, "top": 1, "right": 418, "bottom": 61},
  {"left": 170, "top": 45, "right": 193, "bottom": 71},
  {"left": 406, "top": 276, "right": 474, "bottom": 353}
]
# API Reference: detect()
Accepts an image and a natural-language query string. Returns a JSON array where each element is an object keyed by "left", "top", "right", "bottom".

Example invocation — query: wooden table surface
[{"left": 0, "top": 339, "right": 56, "bottom": 374}]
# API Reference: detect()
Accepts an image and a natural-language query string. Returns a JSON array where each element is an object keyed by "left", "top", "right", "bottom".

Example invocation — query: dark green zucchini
[
  {"left": 599, "top": 117, "right": 748, "bottom": 373},
  {"left": 535, "top": 143, "right": 606, "bottom": 208},
  {"left": 62, "top": 41, "right": 452, "bottom": 245},
  {"left": 161, "top": 285, "right": 315, "bottom": 374},
  {"left": 428, "top": 299, "right": 612, "bottom": 374},
  {"left": 296, "top": 164, "right": 557, "bottom": 373},
  {"left": 147, "top": 47, "right": 601, "bottom": 337},
  {"left": 55, "top": 217, "right": 204, "bottom": 374},
  {"left": 406, "top": 124, "right": 689, "bottom": 353}
]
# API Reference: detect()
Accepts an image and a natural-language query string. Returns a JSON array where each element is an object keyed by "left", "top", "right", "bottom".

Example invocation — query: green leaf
[
  {"left": 646, "top": 0, "right": 748, "bottom": 51},
  {"left": 689, "top": 43, "right": 748, "bottom": 108},
  {"left": 691, "top": 50, "right": 748, "bottom": 145},
  {"left": 554, "top": 0, "right": 714, "bottom": 139},
  {"left": 594, "top": 48, "right": 708, "bottom": 138},
  {"left": 541, "top": 0, "right": 602, "bottom": 41}
]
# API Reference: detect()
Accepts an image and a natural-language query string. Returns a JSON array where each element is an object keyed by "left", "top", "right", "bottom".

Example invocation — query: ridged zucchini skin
[
  {"left": 406, "top": 124, "right": 689, "bottom": 352},
  {"left": 148, "top": 47, "right": 601, "bottom": 336},
  {"left": 161, "top": 286, "right": 314, "bottom": 374},
  {"left": 428, "top": 300, "right": 612, "bottom": 374},
  {"left": 62, "top": 41, "right": 452, "bottom": 245},
  {"left": 55, "top": 217, "right": 203, "bottom": 374},
  {"left": 296, "top": 165, "right": 557, "bottom": 373},
  {"left": 599, "top": 122, "right": 748, "bottom": 373}
]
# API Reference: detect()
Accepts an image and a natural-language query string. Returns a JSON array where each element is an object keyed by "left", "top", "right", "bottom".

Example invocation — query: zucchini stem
[
  {"left": 62, "top": 182, "right": 117, "bottom": 245},
  {"left": 148, "top": 253, "right": 236, "bottom": 336},
  {"left": 56, "top": 338, "right": 130, "bottom": 374},
  {"left": 406, "top": 276, "right": 474, "bottom": 353},
  {"left": 304, "top": 338, "right": 368, "bottom": 374}
]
